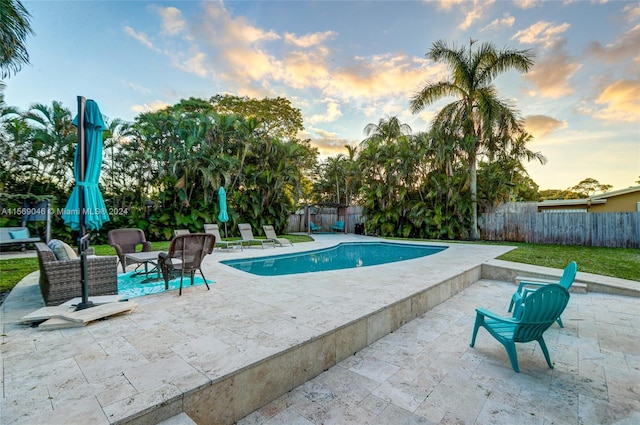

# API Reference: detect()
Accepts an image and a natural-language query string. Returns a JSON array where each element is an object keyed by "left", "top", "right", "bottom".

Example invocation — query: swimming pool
[{"left": 220, "top": 241, "right": 447, "bottom": 276}]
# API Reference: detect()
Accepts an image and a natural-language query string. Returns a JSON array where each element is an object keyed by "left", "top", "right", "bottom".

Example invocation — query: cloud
[
  {"left": 513, "top": 0, "right": 539, "bottom": 9},
  {"left": 434, "top": 0, "right": 467, "bottom": 11},
  {"left": 482, "top": 14, "right": 515, "bottom": 32},
  {"left": 281, "top": 48, "right": 332, "bottom": 90},
  {"left": 155, "top": 6, "right": 186, "bottom": 35},
  {"left": 123, "top": 26, "right": 155, "bottom": 50},
  {"left": 122, "top": 0, "right": 449, "bottom": 132},
  {"left": 127, "top": 82, "right": 151, "bottom": 94},
  {"left": 589, "top": 79, "right": 640, "bottom": 123},
  {"left": 461, "top": 0, "right": 495, "bottom": 31},
  {"left": 304, "top": 126, "right": 355, "bottom": 156},
  {"left": 175, "top": 51, "right": 209, "bottom": 78},
  {"left": 511, "top": 21, "right": 570, "bottom": 49},
  {"left": 586, "top": 24, "right": 640, "bottom": 64},
  {"left": 434, "top": 0, "right": 495, "bottom": 31},
  {"left": 524, "top": 42, "right": 581, "bottom": 99},
  {"left": 323, "top": 54, "right": 435, "bottom": 102},
  {"left": 130, "top": 100, "right": 171, "bottom": 114},
  {"left": 622, "top": 3, "right": 640, "bottom": 22},
  {"left": 193, "top": 2, "right": 283, "bottom": 85},
  {"left": 283, "top": 31, "right": 336, "bottom": 48},
  {"left": 524, "top": 114, "right": 567, "bottom": 138},
  {"left": 307, "top": 98, "right": 343, "bottom": 124}
]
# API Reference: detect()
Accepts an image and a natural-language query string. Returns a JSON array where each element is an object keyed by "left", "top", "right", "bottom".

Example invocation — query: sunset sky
[{"left": 5, "top": 0, "right": 639, "bottom": 191}]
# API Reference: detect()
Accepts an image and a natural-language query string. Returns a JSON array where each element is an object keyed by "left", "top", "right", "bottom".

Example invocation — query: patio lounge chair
[
  {"left": 331, "top": 221, "right": 345, "bottom": 232},
  {"left": 173, "top": 229, "right": 191, "bottom": 237},
  {"left": 238, "top": 223, "right": 275, "bottom": 248},
  {"left": 262, "top": 225, "right": 293, "bottom": 247},
  {"left": 310, "top": 222, "right": 322, "bottom": 232},
  {"left": 108, "top": 228, "right": 153, "bottom": 272},
  {"left": 508, "top": 261, "right": 577, "bottom": 327},
  {"left": 203, "top": 223, "right": 242, "bottom": 251},
  {"left": 157, "top": 233, "right": 215, "bottom": 295},
  {"left": 470, "top": 283, "right": 570, "bottom": 373}
]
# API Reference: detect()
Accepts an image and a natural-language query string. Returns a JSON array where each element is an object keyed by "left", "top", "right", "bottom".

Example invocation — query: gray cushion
[{"left": 47, "top": 239, "right": 78, "bottom": 261}]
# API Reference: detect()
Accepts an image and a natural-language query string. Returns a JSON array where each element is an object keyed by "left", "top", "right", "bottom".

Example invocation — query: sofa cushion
[
  {"left": 47, "top": 239, "right": 78, "bottom": 261},
  {"left": 9, "top": 228, "right": 30, "bottom": 239}
]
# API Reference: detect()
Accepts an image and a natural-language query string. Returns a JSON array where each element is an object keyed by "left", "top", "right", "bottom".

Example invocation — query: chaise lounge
[
  {"left": 238, "top": 223, "right": 275, "bottom": 248},
  {"left": 262, "top": 225, "right": 293, "bottom": 247},
  {"left": 204, "top": 223, "right": 243, "bottom": 251}
]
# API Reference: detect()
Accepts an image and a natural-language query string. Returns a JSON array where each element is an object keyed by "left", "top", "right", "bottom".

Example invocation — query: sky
[{"left": 4, "top": 0, "right": 640, "bottom": 192}]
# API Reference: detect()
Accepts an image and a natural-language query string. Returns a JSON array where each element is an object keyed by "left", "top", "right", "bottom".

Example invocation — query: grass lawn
[{"left": 1, "top": 237, "right": 638, "bottom": 301}]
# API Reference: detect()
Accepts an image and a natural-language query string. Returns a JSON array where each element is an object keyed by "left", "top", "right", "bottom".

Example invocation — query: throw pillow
[
  {"left": 47, "top": 239, "right": 78, "bottom": 261},
  {"left": 9, "top": 228, "right": 30, "bottom": 239}
]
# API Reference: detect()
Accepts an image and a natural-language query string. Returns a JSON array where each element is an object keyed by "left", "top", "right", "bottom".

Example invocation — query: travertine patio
[{"left": 1, "top": 234, "right": 638, "bottom": 424}]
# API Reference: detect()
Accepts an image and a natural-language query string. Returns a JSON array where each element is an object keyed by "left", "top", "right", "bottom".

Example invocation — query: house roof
[
  {"left": 590, "top": 185, "right": 640, "bottom": 200},
  {"left": 538, "top": 185, "right": 640, "bottom": 208},
  {"left": 538, "top": 198, "right": 606, "bottom": 207}
]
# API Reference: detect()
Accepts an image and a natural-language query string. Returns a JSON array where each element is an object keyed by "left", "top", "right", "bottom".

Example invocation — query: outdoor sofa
[{"left": 0, "top": 227, "right": 40, "bottom": 250}]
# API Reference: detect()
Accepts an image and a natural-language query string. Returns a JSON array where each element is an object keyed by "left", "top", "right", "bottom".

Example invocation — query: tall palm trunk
[{"left": 469, "top": 154, "right": 479, "bottom": 240}]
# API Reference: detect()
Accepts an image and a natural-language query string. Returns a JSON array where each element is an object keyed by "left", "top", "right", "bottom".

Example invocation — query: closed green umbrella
[
  {"left": 61, "top": 97, "right": 109, "bottom": 309},
  {"left": 62, "top": 98, "right": 110, "bottom": 231},
  {"left": 218, "top": 186, "right": 229, "bottom": 238}
]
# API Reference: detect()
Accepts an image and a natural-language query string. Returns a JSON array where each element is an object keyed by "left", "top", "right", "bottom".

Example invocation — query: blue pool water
[{"left": 221, "top": 242, "right": 447, "bottom": 276}]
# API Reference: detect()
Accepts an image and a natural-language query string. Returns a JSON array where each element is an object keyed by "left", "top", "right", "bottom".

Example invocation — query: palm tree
[
  {"left": 0, "top": 0, "right": 34, "bottom": 79},
  {"left": 23, "top": 101, "right": 76, "bottom": 192},
  {"left": 410, "top": 39, "right": 534, "bottom": 239},
  {"left": 361, "top": 115, "right": 412, "bottom": 147}
]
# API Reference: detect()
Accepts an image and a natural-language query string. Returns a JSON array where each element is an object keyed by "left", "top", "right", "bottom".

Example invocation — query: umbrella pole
[{"left": 76, "top": 96, "right": 94, "bottom": 310}]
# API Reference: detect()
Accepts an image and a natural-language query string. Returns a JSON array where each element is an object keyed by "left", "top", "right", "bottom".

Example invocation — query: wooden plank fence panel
[{"left": 480, "top": 211, "right": 640, "bottom": 248}]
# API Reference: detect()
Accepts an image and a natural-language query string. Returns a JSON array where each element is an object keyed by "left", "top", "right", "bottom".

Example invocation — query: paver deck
[
  {"left": 1, "top": 234, "right": 638, "bottom": 424},
  {"left": 240, "top": 279, "right": 640, "bottom": 425}
]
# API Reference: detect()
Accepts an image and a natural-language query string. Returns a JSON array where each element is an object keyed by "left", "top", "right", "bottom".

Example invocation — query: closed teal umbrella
[
  {"left": 218, "top": 186, "right": 229, "bottom": 238},
  {"left": 61, "top": 97, "right": 109, "bottom": 310},
  {"left": 61, "top": 99, "right": 110, "bottom": 231}
]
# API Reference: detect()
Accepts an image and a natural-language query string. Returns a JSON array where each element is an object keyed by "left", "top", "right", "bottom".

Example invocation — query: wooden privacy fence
[
  {"left": 287, "top": 206, "right": 364, "bottom": 233},
  {"left": 479, "top": 212, "right": 640, "bottom": 248}
]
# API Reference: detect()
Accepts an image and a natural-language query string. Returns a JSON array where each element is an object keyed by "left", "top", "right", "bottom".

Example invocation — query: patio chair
[
  {"left": 470, "top": 283, "right": 570, "bottom": 373},
  {"left": 35, "top": 241, "right": 118, "bottom": 306},
  {"left": 157, "top": 233, "right": 215, "bottom": 295},
  {"left": 331, "top": 221, "right": 345, "bottom": 232},
  {"left": 238, "top": 223, "right": 275, "bottom": 249},
  {"left": 508, "top": 261, "right": 577, "bottom": 327},
  {"left": 203, "top": 223, "right": 242, "bottom": 251},
  {"left": 108, "top": 228, "right": 153, "bottom": 272},
  {"left": 309, "top": 222, "right": 322, "bottom": 232},
  {"left": 262, "top": 225, "right": 293, "bottom": 247}
]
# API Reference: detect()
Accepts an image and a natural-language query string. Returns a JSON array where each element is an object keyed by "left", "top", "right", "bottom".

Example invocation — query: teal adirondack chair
[
  {"left": 310, "top": 222, "right": 322, "bottom": 232},
  {"left": 508, "top": 261, "right": 577, "bottom": 327},
  {"left": 470, "top": 284, "right": 570, "bottom": 373},
  {"left": 331, "top": 220, "right": 345, "bottom": 232}
]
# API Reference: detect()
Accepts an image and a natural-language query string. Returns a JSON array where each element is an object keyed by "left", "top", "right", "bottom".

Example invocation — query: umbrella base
[{"left": 75, "top": 300, "right": 95, "bottom": 310}]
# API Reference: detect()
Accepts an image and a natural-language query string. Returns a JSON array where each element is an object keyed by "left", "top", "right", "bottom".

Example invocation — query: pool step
[{"left": 157, "top": 412, "right": 197, "bottom": 425}]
